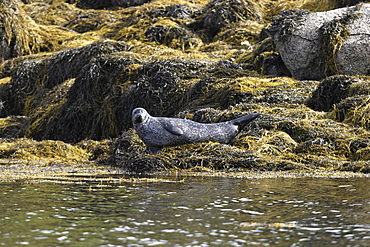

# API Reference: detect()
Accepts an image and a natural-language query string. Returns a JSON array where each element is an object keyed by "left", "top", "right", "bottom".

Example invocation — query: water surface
[{"left": 1, "top": 176, "right": 369, "bottom": 246}]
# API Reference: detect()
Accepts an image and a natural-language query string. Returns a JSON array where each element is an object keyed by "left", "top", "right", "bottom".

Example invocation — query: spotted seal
[{"left": 132, "top": 108, "right": 261, "bottom": 154}]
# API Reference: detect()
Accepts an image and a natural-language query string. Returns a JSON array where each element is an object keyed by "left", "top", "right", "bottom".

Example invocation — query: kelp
[
  {"left": 339, "top": 97, "right": 370, "bottom": 130},
  {"left": 115, "top": 113, "right": 370, "bottom": 173},
  {"left": 306, "top": 75, "right": 357, "bottom": 112},
  {"left": 189, "top": 0, "right": 264, "bottom": 43},
  {"left": 24, "top": 1, "right": 134, "bottom": 34},
  {"left": 24, "top": 55, "right": 140, "bottom": 142},
  {"left": 0, "top": 40, "right": 132, "bottom": 116},
  {"left": 0, "top": 0, "right": 98, "bottom": 61},
  {"left": 0, "top": 116, "right": 26, "bottom": 137},
  {"left": 0, "top": 2, "right": 45, "bottom": 61},
  {"left": 336, "top": 0, "right": 368, "bottom": 8},
  {"left": 315, "top": 76, "right": 370, "bottom": 127},
  {"left": 1, "top": 0, "right": 370, "bottom": 176},
  {"left": 145, "top": 23, "right": 203, "bottom": 50},
  {"left": 0, "top": 138, "right": 90, "bottom": 163},
  {"left": 214, "top": 21, "right": 265, "bottom": 47},
  {"left": 318, "top": 8, "right": 362, "bottom": 76},
  {"left": 110, "top": 3, "right": 202, "bottom": 51},
  {"left": 264, "top": 0, "right": 336, "bottom": 18}
]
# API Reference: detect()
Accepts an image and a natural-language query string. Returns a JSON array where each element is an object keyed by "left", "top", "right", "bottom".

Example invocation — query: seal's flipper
[
  {"left": 230, "top": 112, "right": 261, "bottom": 132},
  {"left": 148, "top": 146, "right": 162, "bottom": 154},
  {"left": 163, "top": 122, "right": 183, "bottom": 136}
]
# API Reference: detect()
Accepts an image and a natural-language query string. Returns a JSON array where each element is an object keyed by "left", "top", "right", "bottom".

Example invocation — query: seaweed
[
  {"left": 306, "top": 75, "right": 355, "bottom": 112},
  {"left": 111, "top": 3, "right": 202, "bottom": 50},
  {"left": 342, "top": 97, "right": 370, "bottom": 130},
  {"left": 268, "top": 9, "right": 311, "bottom": 42},
  {"left": 318, "top": 7, "right": 362, "bottom": 76},
  {"left": 1, "top": 0, "right": 370, "bottom": 176},
  {"left": 115, "top": 112, "right": 370, "bottom": 173},
  {"left": 145, "top": 24, "right": 203, "bottom": 50},
  {"left": 189, "top": 0, "right": 263, "bottom": 43},
  {"left": 0, "top": 0, "right": 96, "bottom": 61},
  {"left": 26, "top": 55, "right": 140, "bottom": 142},
  {"left": 0, "top": 40, "right": 131, "bottom": 116},
  {"left": 1, "top": 57, "right": 49, "bottom": 115},
  {"left": 336, "top": 0, "right": 367, "bottom": 8},
  {"left": 0, "top": 138, "right": 90, "bottom": 163},
  {"left": 0, "top": 2, "right": 46, "bottom": 61},
  {"left": 328, "top": 77, "right": 370, "bottom": 121},
  {"left": 328, "top": 95, "right": 365, "bottom": 122},
  {"left": 0, "top": 116, "right": 26, "bottom": 138}
]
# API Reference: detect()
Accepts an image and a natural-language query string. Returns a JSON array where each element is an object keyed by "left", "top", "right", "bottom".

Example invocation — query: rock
[{"left": 269, "top": 4, "right": 370, "bottom": 80}]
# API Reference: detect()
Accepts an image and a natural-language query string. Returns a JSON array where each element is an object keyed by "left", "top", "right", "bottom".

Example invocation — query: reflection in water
[{"left": 0, "top": 176, "right": 369, "bottom": 246}]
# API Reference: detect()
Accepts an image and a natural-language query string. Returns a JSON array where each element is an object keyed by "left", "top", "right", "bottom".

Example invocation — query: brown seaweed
[{"left": 0, "top": 0, "right": 370, "bottom": 176}]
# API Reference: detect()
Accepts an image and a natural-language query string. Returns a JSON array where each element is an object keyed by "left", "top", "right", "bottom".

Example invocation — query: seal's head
[{"left": 132, "top": 108, "right": 150, "bottom": 126}]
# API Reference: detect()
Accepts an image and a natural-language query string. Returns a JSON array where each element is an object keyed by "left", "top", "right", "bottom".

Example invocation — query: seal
[{"left": 132, "top": 108, "right": 261, "bottom": 154}]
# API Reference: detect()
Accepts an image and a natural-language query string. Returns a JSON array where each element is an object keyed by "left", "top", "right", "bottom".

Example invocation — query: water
[{"left": 1, "top": 175, "right": 370, "bottom": 246}]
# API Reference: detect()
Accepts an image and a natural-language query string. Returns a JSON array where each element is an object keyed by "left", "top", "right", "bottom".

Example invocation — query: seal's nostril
[{"left": 134, "top": 115, "right": 143, "bottom": 124}]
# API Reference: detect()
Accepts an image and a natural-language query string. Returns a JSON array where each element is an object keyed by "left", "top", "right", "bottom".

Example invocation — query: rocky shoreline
[{"left": 0, "top": 0, "right": 370, "bottom": 177}]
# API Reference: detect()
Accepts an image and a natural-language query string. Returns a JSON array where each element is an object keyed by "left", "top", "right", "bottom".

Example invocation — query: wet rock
[{"left": 269, "top": 4, "right": 370, "bottom": 80}]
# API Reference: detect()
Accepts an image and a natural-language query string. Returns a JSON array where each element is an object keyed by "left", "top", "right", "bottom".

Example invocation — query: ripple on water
[{"left": 0, "top": 177, "right": 370, "bottom": 246}]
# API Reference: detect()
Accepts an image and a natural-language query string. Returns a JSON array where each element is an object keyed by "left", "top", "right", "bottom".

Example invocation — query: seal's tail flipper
[{"left": 230, "top": 112, "right": 261, "bottom": 132}]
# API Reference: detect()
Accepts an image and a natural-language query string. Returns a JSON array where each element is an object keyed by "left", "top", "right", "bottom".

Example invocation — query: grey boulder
[{"left": 268, "top": 4, "right": 370, "bottom": 80}]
